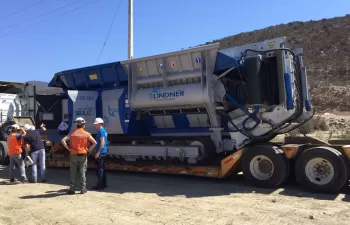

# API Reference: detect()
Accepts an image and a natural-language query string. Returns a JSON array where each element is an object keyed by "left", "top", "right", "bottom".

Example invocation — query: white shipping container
[{"left": 0, "top": 93, "right": 28, "bottom": 126}]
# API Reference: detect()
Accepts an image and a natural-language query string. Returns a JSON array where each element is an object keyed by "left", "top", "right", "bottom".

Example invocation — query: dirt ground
[{"left": 1, "top": 166, "right": 350, "bottom": 225}]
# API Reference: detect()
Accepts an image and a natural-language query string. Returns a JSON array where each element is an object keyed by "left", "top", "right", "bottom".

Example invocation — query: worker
[
  {"left": 23, "top": 124, "right": 46, "bottom": 183},
  {"left": 61, "top": 117, "right": 97, "bottom": 195},
  {"left": 39, "top": 123, "right": 47, "bottom": 131},
  {"left": 92, "top": 118, "right": 108, "bottom": 190},
  {"left": 7, "top": 124, "right": 28, "bottom": 183}
]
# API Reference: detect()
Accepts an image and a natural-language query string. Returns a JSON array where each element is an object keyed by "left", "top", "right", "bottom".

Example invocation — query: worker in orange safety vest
[
  {"left": 7, "top": 124, "right": 28, "bottom": 183},
  {"left": 61, "top": 117, "right": 97, "bottom": 195}
]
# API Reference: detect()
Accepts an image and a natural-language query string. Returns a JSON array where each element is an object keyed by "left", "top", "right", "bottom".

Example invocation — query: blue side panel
[
  {"left": 213, "top": 52, "right": 240, "bottom": 74},
  {"left": 48, "top": 61, "right": 128, "bottom": 90},
  {"left": 96, "top": 94, "right": 103, "bottom": 118},
  {"left": 284, "top": 73, "right": 294, "bottom": 110},
  {"left": 126, "top": 111, "right": 149, "bottom": 136},
  {"left": 172, "top": 114, "right": 190, "bottom": 128},
  {"left": 119, "top": 89, "right": 126, "bottom": 133},
  {"left": 68, "top": 98, "right": 73, "bottom": 132},
  {"left": 122, "top": 89, "right": 133, "bottom": 134},
  {"left": 305, "top": 88, "right": 311, "bottom": 111}
]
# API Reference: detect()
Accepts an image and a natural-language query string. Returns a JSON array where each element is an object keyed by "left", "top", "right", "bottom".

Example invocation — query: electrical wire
[
  {"left": 97, "top": 0, "right": 122, "bottom": 63},
  {"left": 0, "top": 0, "right": 49, "bottom": 22},
  {"left": 0, "top": 0, "right": 81, "bottom": 32},
  {"left": 0, "top": 0, "right": 102, "bottom": 39}
]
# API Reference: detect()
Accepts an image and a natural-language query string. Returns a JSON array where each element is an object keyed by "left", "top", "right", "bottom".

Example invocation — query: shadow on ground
[
  {"left": 19, "top": 189, "right": 67, "bottom": 199},
  {"left": 0, "top": 165, "right": 349, "bottom": 202}
]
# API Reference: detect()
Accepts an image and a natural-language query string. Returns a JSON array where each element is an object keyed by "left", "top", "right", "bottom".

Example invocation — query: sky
[{"left": 0, "top": 0, "right": 349, "bottom": 83}]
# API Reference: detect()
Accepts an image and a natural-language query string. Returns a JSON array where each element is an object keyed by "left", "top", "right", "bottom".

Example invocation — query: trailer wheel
[
  {"left": 295, "top": 147, "right": 348, "bottom": 193},
  {"left": 242, "top": 145, "right": 290, "bottom": 188},
  {"left": 0, "top": 141, "right": 9, "bottom": 165},
  {"left": 0, "top": 121, "right": 15, "bottom": 141}
]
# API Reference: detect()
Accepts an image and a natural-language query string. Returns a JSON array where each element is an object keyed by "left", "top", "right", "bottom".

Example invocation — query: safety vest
[
  {"left": 7, "top": 133, "right": 23, "bottom": 156},
  {"left": 69, "top": 128, "right": 90, "bottom": 155}
]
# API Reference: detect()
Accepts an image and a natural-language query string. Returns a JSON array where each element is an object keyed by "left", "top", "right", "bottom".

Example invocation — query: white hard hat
[
  {"left": 24, "top": 124, "right": 33, "bottom": 131},
  {"left": 74, "top": 117, "right": 86, "bottom": 124},
  {"left": 11, "top": 124, "right": 20, "bottom": 130},
  {"left": 93, "top": 118, "right": 104, "bottom": 124}
]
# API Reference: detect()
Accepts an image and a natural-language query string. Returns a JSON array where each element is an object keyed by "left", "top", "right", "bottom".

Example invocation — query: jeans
[
  {"left": 9, "top": 154, "right": 27, "bottom": 180},
  {"left": 95, "top": 157, "right": 107, "bottom": 188},
  {"left": 31, "top": 149, "right": 46, "bottom": 181},
  {"left": 70, "top": 155, "right": 87, "bottom": 191}
]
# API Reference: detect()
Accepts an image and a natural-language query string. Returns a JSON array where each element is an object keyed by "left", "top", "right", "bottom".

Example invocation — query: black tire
[
  {"left": 188, "top": 139, "right": 215, "bottom": 165},
  {"left": 198, "top": 139, "right": 216, "bottom": 164},
  {"left": 0, "top": 141, "right": 9, "bottom": 165},
  {"left": 0, "top": 121, "right": 15, "bottom": 141},
  {"left": 242, "top": 145, "right": 290, "bottom": 188},
  {"left": 295, "top": 147, "right": 348, "bottom": 193}
]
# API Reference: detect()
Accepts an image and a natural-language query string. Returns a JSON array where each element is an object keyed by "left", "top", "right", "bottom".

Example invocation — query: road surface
[{"left": 0, "top": 166, "right": 350, "bottom": 225}]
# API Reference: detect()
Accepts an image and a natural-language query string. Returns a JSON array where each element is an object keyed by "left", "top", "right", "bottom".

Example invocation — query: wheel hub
[
  {"left": 249, "top": 155, "right": 275, "bottom": 180},
  {"left": 258, "top": 159, "right": 273, "bottom": 174},
  {"left": 305, "top": 158, "right": 335, "bottom": 185}
]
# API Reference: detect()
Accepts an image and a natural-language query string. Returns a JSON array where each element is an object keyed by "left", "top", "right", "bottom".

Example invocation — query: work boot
[
  {"left": 10, "top": 178, "right": 15, "bottom": 183},
  {"left": 80, "top": 189, "right": 87, "bottom": 194},
  {"left": 66, "top": 190, "right": 75, "bottom": 195},
  {"left": 29, "top": 179, "right": 37, "bottom": 183},
  {"left": 92, "top": 185, "right": 104, "bottom": 191},
  {"left": 20, "top": 178, "right": 28, "bottom": 183}
]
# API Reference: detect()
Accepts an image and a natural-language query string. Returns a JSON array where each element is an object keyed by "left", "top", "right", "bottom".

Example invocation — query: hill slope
[
  {"left": 30, "top": 15, "right": 350, "bottom": 111},
  {"left": 27, "top": 81, "right": 62, "bottom": 94},
  {"left": 206, "top": 15, "right": 350, "bottom": 112}
]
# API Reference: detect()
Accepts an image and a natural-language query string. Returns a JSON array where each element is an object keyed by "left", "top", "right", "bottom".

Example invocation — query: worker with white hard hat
[
  {"left": 61, "top": 117, "right": 97, "bottom": 195},
  {"left": 7, "top": 124, "right": 28, "bottom": 183},
  {"left": 23, "top": 123, "right": 47, "bottom": 183},
  {"left": 92, "top": 117, "right": 108, "bottom": 191}
]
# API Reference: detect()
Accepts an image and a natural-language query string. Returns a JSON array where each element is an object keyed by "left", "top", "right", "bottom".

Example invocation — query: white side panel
[
  {"left": 187, "top": 114, "right": 210, "bottom": 128},
  {"left": 68, "top": 90, "right": 98, "bottom": 134},
  {"left": 101, "top": 89, "right": 124, "bottom": 134},
  {"left": 153, "top": 115, "right": 175, "bottom": 128},
  {"left": 0, "top": 93, "right": 17, "bottom": 125},
  {"left": 131, "top": 83, "right": 205, "bottom": 110}
]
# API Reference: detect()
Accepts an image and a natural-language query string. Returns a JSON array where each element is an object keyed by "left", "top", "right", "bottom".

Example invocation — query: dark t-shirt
[{"left": 24, "top": 130, "right": 45, "bottom": 152}]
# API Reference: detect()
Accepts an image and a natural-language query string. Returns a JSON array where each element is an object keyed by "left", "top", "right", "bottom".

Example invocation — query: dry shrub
[
  {"left": 288, "top": 116, "right": 329, "bottom": 136},
  {"left": 313, "top": 116, "right": 329, "bottom": 131}
]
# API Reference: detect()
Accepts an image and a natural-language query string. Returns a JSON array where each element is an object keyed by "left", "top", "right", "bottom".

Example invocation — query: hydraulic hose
[{"left": 219, "top": 47, "right": 309, "bottom": 142}]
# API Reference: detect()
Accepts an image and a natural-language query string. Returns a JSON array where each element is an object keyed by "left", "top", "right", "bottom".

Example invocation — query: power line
[
  {"left": 0, "top": 0, "right": 102, "bottom": 39},
  {"left": 0, "top": 0, "right": 49, "bottom": 22},
  {"left": 97, "top": 0, "right": 122, "bottom": 63},
  {"left": 0, "top": 0, "right": 81, "bottom": 32}
]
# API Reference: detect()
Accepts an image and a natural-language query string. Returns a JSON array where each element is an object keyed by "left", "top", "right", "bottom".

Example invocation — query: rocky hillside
[{"left": 206, "top": 15, "right": 350, "bottom": 112}]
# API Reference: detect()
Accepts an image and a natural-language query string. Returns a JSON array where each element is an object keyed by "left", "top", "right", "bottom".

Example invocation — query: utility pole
[{"left": 128, "top": 0, "right": 133, "bottom": 59}]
